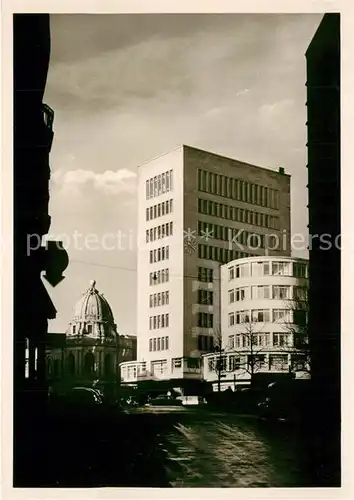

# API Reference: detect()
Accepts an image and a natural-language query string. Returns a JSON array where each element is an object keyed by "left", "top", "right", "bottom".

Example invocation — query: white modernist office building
[
  {"left": 120, "top": 145, "right": 292, "bottom": 389},
  {"left": 202, "top": 256, "right": 309, "bottom": 391}
]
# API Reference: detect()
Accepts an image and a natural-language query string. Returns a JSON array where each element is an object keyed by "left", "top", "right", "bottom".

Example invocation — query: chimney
[{"left": 279, "top": 167, "right": 285, "bottom": 175}]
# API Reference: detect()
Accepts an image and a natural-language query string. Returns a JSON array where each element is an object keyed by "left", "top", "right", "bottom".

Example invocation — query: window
[
  {"left": 151, "top": 359, "right": 167, "bottom": 375},
  {"left": 72, "top": 325, "right": 76, "bottom": 334},
  {"left": 229, "top": 355, "right": 241, "bottom": 371},
  {"left": 229, "top": 290, "right": 235, "bottom": 303},
  {"left": 228, "top": 335, "right": 235, "bottom": 348},
  {"left": 269, "top": 354, "right": 288, "bottom": 370},
  {"left": 293, "top": 262, "right": 308, "bottom": 278},
  {"left": 263, "top": 262, "right": 270, "bottom": 275},
  {"left": 197, "top": 312, "right": 213, "bottom": 328},
  {"left": 153, "top": 338, "right": 157, "bottom": 351},
  {"left": 197, "top": 289, "right": 213, "bottom": 305},
  {"left": 251, "top": 309, "right": 270, "bottom": 322},
  {"left": 273, "top": 333, "right": 290, "bottom": 347},
  {"left": 248, "top": 354, "right": 266, "bottom": 369},
  {"left": 235, "top": 287, "right": 247, "bottom": 301},
  {"left": 252, "top": 285, "right": 270, "bottom": 300},
  {"left": 229, "top": 267, "right": 235, "bottom": 280},
  {"left": 293, "top": 286, "right": 308, "bottom": 302},
  {"left": 157, "top": 338, "right": 161, "bottom": 350},
  {"left": 173, "top": 358, "right": 182, "bottom": 369},
  {"left": 169, "top": 170, "right": 173, "bottom": 191},
  {"left": 235, "top": 264, "right": 249, "bottom": 278},
  {"left": 273, "top": 309, "right": 290, "bottom": 323},
  {"left": 149, "top": 339, "right": 153, "bottom": 352},
  {"left": 251, "top": 262, "right": 264, "bottom": 277},
  {"left": 273, "top": 285, "right": 290, "bottom": 300},
  {"left": 229, "top": 313, "right": 235, "bottom": 326},
  {"left": 87, "top": 324, "right": 93, "bottom": 334},
  {"left": 253, "top": 333, "right": 270, "bottom": 347},
  {"left": 272, "top": 261, "right": 291, "bottom": 276},
  {"left": 235, "top": 310, "right": 249, "bottom": 324},
  {"left": 235, "top": 334, "right": 242, "bottom": 348}
]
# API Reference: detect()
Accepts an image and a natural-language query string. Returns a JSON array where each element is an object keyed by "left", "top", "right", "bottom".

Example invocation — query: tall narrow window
[{"left": 169, "top": 170, "right": 173, "bottom": 190}]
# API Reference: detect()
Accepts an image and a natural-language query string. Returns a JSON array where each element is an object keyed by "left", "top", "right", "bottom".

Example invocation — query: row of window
[
  {"left": 197, "top": 289, "right": 214, "bottom": 305},
  {"left": 228, "top": 332, "right": 291, "bottom": 348},
  {"left": 198, "top": 267, "right": 214, "bottom": 283},
  {"left": 146, "top": 170, "right": 173, "bottom": 200},
  {"left": 149, "top": 290, "right": 169, "bottom": 308},
  {"left": 197, "top": 169, "right": 280, "bottom": 210},
  {"left": 228, "top": 261, "right": 308, "bottom": 280},
  {"left": 228, "top": 285, "right": 308, "bottom": 303},
  {"left": 146, "top": 199, "right": 173, "bottom": 221},
  {"left": 228, "top": 308, "right": 295, "bottom": 325},
  {"left": 198, "top": 220, "right": 271, "bottom": 249},
  {"left": 149, "top": 245, "right": 169, "bottom": 263},
  {"left": 149, "top": 268, "right": 169, "bottom": 286},
  {"left": 198, "top": 198, "right": 280, "bottom": 230},
  {"left": 198, "top": 244, "right": 251, "bottom": 264},
  {"left": 149, "top": 314, "right": 170, "bottom": 330},
  {"left": 146, "top": 222, "right": 173, "bottom": 243},
  {"left": 197, "top": 312, "right": 214, "bottom": 328},
  {"left": 208, "top": 353, "right": 290, "bottom": 372},
  {"left": 149, "top": 336, "right": 170, "bottom": 352}
]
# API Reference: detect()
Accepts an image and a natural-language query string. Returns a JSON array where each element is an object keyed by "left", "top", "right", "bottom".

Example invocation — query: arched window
[
  {"left": 68, "top": 352, "right": 75, "bottom": 375},
  {"left": 84, "top": 352, "right": 95, "bottom": 375}
]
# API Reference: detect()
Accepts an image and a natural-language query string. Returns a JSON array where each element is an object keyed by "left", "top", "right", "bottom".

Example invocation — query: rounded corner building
[{"left": 203, "top": 256, "right": 310, "bottom": 391}]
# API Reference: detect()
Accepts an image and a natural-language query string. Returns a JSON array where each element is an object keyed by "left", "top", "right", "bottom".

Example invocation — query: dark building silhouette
[
  {"left": 306, "top": 13, "right": 340, "bottom": 486},
  {"left": 14, "top": 14, "right": 68, "bottom": 485}
]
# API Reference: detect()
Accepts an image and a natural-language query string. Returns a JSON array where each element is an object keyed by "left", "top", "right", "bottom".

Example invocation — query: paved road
[
  {"left": 129, "top": 406, "right": 313, "bottom": 487},
  {"left": 18, "top": 405, "right": 315, "bottom": 487}
]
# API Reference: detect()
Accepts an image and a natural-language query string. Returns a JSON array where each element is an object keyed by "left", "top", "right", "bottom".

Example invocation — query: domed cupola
[{"left": 68, "top": 280, "right": 117, "bottom": 339}]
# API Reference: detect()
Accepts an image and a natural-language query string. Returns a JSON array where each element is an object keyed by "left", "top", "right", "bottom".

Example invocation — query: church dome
[{"left": 68, "top": 280, "right": 117, "bottom": 338}]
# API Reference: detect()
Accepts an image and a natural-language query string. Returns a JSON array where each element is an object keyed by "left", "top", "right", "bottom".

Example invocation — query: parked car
[
  {"left": 60, "top": 387, "right": 105, "bottom": 415},
  {"left": 149, "top": 394, "right": 183, "bottom": 406},
  {"left": 176, "top": 395, "right": 207, "bottom": 406}
]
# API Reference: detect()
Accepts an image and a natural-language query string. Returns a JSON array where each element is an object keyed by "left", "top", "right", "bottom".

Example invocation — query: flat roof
[{"left": 137, "top": 144, "right": 290, "bottom": 177}]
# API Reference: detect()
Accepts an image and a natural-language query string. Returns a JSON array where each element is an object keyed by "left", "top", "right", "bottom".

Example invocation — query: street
[
  {"left": 19, "top": 405, "right": 316, "bottom": 488},
  {"left": 136, "top": 406, "right": 313, "bottom": 488}
]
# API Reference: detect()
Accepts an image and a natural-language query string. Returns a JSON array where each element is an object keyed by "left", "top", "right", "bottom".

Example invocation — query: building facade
[
  {"left": 45, "top": 280, "right": 136, "bottom": 392},
  {"left": 306, "top": 13, "right": 340, "bottom": 413},
  {"left": 305, "top": 14, "right": 340, "bottom": 486},
  {"left": 121, "top": 145, "right": 291, "bottom": 387},
  {"left": 203, "top": 256, "right": 309, "bottom": 391}
]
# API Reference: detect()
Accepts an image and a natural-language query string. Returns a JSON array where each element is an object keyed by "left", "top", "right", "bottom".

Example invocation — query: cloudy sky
[{"left": 44, "top": 13, "right": 323, "bottom": 334}]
